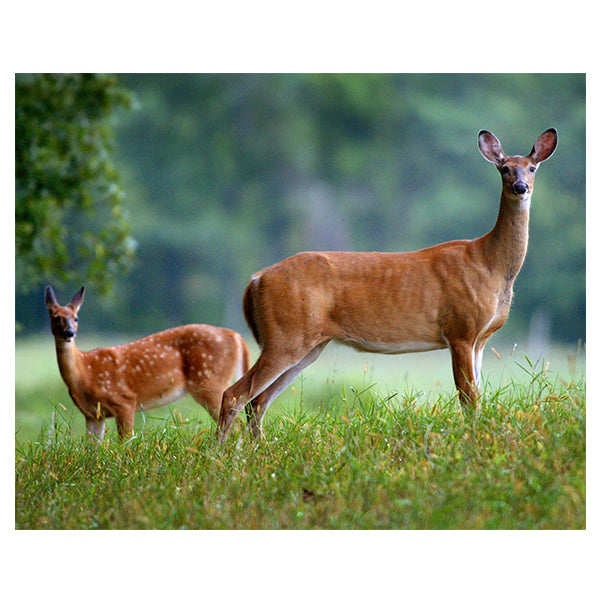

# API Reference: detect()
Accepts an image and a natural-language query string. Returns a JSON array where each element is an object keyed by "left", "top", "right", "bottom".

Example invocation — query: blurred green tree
[
  {"left": 15, "top": 74, "right": 585, "bottom": 346},
  {"left": 107, "top": 74, "right": 584, "bottom": 343},
  {"left": 15, "top": 73, "right": 136, "bottom": 296}
]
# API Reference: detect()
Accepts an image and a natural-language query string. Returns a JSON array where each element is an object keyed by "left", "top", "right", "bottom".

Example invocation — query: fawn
[{"left": 45, "top": 285, "right": 250, "bottom": 440}]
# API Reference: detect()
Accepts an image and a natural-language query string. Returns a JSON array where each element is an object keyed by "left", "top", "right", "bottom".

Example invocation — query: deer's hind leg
[
  {"left": 246, "top": 341, "right": 329, "bottom": 438},
  {"left": 218, "top": 339, "right": 326, "bottom": 441},
  {"left": 189, "top": 383, "right": 225, "bottom": 423}
]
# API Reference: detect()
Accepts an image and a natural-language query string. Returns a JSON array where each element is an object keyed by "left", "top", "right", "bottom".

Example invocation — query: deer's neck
[
  {"left": 54, "top": 339, "right": 86, "bottom": 393},
  {"left": 482, "top": 193, "right": 531, "bottom": 282}
]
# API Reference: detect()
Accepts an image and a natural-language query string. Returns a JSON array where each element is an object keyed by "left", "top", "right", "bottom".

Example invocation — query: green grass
[
  {"left": 15, "top": 353, "right": 585, "bottom": 529},
  {"left": 15, "top": 334, "right": 584, "bottom": 442}
]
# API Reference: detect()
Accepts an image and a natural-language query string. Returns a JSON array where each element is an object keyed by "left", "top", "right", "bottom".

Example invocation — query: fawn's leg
[
  {"left": 86, "top": 417, "right": 106, "bottom": 442},
  {"left": 114, "top": 404, "right": 136, "bottom": 440}
]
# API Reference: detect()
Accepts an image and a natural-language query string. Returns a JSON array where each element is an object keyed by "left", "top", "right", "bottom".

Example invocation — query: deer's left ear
[
  {"left": 530, "top": 128, "right": 558, "bottom": 164},
  {"left": 69, "top": 287, "right": 85, "bottom": 312}
]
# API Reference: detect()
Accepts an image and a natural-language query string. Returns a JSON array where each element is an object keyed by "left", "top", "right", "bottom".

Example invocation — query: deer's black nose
[
  {"left": 63, "top": 328, "right": 76, "bottom": 340},
  {"left": 513, "top": 181, "right": 529, "bottom": 195}
]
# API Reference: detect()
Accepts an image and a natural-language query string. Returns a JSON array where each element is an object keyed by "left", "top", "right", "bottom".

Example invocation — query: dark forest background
[{"left": 15, "top": 73, "right": 585, "bottom": 346}]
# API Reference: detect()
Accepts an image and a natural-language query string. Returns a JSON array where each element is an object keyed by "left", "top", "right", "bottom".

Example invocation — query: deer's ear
[
  {"left": 530, "top": 128, "right": 558, "bottom": 164},
  {"left": 45, "top": 285, "right": 59, "bottom": 309},
  {"left": 478, "top": 130, "right": 506, "bottom": 166},
  {"left": 69, "top": 287, "right": 85, "bottom": 312}
]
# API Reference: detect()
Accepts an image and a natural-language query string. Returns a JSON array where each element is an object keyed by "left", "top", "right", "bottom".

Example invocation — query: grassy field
[
  {"left": 15, "top": 334, "right": 584, "bottom": 442},
  {"left": 15, "top": 336, "right": 585, "bottom": 530}
]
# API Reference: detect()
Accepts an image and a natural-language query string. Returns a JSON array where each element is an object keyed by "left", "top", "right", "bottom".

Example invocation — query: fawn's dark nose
[
  {"left": 63, "top": 328, "right": 76, "bottom": 340},
  {"left": 513, "top": 181, "right": 529, "bottom": 195}
]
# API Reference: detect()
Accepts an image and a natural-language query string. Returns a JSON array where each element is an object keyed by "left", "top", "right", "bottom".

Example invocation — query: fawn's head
[
  {"left": 45, "top": 285, "right": 85, "bottom": 342},
  {"left": 478, "top": 128, "right": 558, "bottom": 201}
]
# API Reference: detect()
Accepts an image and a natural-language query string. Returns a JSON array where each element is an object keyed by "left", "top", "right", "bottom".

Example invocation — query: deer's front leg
[
  {"left": 114, "top": 404, "right": 136, "bottom": 441},
  {"left": 449, "top": 340, "right": 480, "bottom": 411}
]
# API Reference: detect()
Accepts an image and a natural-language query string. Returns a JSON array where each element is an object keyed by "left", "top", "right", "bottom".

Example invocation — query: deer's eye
[
  {"left": 501, "top": 166, "right": 510, "bottom": 175},
  {"left": 529, "top": 166, "right": 536, "bottom": 173}
]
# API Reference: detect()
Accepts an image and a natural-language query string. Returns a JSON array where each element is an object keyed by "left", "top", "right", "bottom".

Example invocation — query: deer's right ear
[
  {"left": 45, "top": 285, "right": 58, "bottom": 309},
  {"left": 478, "top": 130, "right": 506, "bottom": 166},
  {"left": 69, "top": 287, "right": 85, "bottom": 312}
]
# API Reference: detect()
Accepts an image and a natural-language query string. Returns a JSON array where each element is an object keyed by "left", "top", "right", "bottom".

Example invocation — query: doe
[
  {"left": 45, "top": 285, "right": 250, "bottom": 441},
  {"left": 218, "top": 128, "right": 558, "bottom": 441}
]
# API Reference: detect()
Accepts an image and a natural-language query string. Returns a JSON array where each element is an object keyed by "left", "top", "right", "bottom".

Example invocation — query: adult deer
[
  {"left": 218, "top": 128, "right": 558, "bottom": 441},
  {"left": 45, "top": 285, "right": 250, "bottom": 441}
]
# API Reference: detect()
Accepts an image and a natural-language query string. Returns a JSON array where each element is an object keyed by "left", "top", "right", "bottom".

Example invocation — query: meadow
[{"left": 15, "top": 337, "right": 585, "bottom": 529}]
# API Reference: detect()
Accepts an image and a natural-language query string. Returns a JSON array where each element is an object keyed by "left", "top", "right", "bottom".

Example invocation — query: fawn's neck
[
  {"left": 54, "top": 338, "right": 86, "bottom": 393},
  {"left": 482, "top": 193, "right": 531, "bottom": 283}
]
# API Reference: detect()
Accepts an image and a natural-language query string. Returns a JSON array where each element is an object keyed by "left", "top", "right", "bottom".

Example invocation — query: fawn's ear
[
  {"left": 478, "top": 130, "right": 506, "bottom": 166},
  {"left": 530, "top": 128, "right": 558, "bottom": 164},
  {"left": 69, "top": 287, "right": 85, "bottom": 312},
  {"left": 45, "top": 285, "right": 58, "bottom": 309}
]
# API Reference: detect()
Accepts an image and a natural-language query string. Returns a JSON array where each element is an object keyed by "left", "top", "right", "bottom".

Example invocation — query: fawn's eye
[
  {"left": 501, "top": 166, "right": 509, "bottom": 175},
  {"left": 529, "top": 166, "right": 536, "bottom": 173}
]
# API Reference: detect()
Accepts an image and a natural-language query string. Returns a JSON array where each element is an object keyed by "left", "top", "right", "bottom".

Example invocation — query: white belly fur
[
  {"left": 340, "top": 338, "right": 448, "bottom": 354},
  {"left": 137, "top": 386, "right": 187, "bottom": 412}
]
